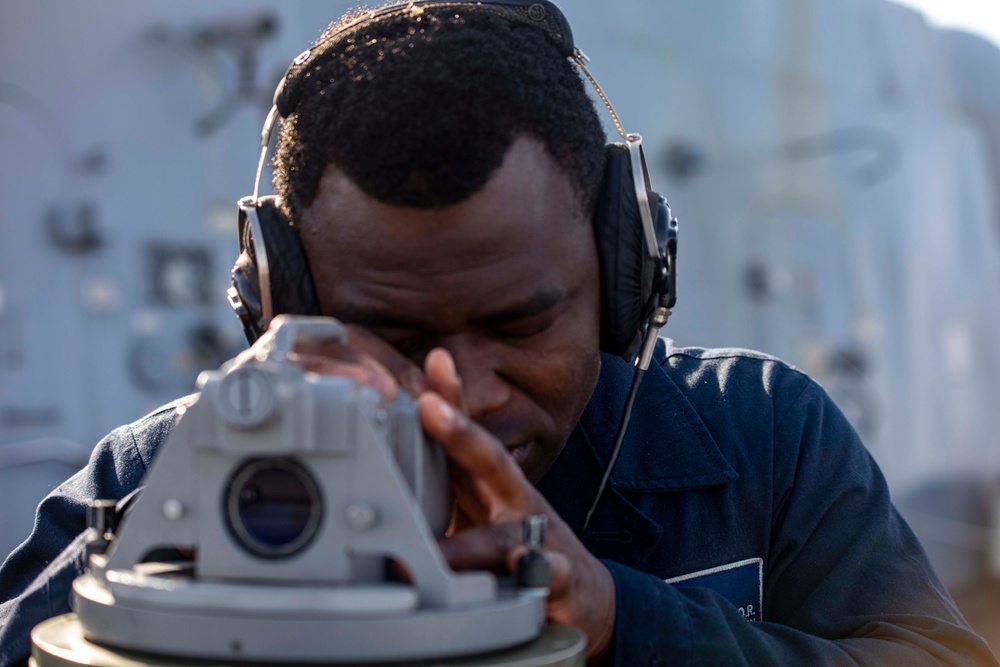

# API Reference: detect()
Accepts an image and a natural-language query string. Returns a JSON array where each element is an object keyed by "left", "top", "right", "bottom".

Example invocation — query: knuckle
[{"left": 490, "top": 523, "right": 521, "bottom": 552}]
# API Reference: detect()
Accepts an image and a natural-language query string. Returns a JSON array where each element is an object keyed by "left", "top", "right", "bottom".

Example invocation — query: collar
[
  {"left": 579, "top": 340, "right": 738, "bottom": 493},
  {"left": 538, "top": 340, "right": 738, "bottom": 554}
]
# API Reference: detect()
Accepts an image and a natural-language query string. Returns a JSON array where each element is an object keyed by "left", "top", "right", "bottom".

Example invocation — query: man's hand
[
  {"left": 418, "top": 348, "right": 616, "bottom": 663},
  {"left": 232, "top": 323, "right": 427, "bottom": 400},
  {"left": 233, "top": 328, "right": 615, "bottom": 661}
]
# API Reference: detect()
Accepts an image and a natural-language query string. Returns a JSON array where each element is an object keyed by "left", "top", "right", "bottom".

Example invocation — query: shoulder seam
[
  {"left": 135, "top": 394, "right": 197, "bottom": 423},
  {"left": 660, "top": 349, "right": 810, "bottom": 380},
  {"left": 125, "top": 395, "right": 194, "bottom": 471},
  {"left": 659, "top": 348, "right": 816, "bottom": 438},
  {"left": 125, "top": 423, "right": 150, "bottom": 477}
]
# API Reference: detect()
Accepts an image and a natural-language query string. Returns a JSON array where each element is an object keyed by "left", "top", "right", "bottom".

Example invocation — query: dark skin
[{"left": 254, "top": 137, "right": 615, "bottom": 661}]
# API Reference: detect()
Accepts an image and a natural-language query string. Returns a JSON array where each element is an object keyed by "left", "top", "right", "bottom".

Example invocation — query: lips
[
  {"left": 482, "top": 415, "right": 536, "bottom": 469},
  {"left": 505, "top": 440, "right": 533, "bottom": 467}
]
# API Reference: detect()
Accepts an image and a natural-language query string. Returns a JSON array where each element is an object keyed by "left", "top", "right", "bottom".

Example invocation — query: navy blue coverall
[{"left": 1, "top": 343, "right": 996, "bottom": 665}]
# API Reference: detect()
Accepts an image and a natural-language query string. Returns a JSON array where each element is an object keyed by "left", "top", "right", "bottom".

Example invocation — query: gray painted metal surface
[{"left": 71, "top": 316, "right": 546, "bottom": 663}]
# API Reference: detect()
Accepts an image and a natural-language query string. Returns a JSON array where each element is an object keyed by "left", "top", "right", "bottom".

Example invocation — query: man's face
[{"left": 299, "top": 137, "right": 602, "bottom": 482}]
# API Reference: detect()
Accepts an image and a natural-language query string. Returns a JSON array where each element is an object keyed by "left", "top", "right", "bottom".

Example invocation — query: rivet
[{"left": 162, "top": 499, "right": 185, "bottom": 521}]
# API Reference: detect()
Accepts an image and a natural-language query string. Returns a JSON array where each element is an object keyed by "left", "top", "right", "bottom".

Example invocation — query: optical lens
[{"left": 226, "top": 458, "right": 321, "bottom": 558}]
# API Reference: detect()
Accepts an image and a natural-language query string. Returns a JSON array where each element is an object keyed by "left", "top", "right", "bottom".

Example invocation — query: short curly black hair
[{"left": 273, "top": 2, "right": 606, "bottom": 221}]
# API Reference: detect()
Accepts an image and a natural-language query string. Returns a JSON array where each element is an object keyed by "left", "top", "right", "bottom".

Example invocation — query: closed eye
[
  {"left": 474, "top": 288, "right": 569, "bottom": 340},
  {"left": 390, "top": 334, "right": 433, "bottom": 360},
  {"left": 489, "top": 313, "right": 558, "bottom": 340}
]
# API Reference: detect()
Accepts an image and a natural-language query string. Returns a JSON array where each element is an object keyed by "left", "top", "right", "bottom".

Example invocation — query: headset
[{"left": 227, "top": 0, "right": 678, "bottom": 533}]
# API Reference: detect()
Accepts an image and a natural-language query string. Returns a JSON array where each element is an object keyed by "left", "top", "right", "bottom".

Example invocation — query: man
[{"left": 0, "top": 2, "right": 996, "bottom": 665}]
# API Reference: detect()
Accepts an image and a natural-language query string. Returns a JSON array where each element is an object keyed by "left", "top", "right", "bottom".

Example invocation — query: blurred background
[{"left": 2, "top": 0, "right": 1000, "bottom": 648}]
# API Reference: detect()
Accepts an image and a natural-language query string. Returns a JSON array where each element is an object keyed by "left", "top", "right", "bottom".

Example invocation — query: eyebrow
[
  {"left": 331, "top": 288, "right": 568, "bottom": 330},
  {"left": 471, "top": 288, "right": 568, "bottom": 327}
]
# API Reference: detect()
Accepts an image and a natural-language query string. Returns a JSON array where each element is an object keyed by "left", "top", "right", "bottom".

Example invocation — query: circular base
[
  {"left": 31, "top": 614, "right": 586, "bottom": 667},
  {"left": 73, "top": 573, "right": 548, "bottom": 663}
]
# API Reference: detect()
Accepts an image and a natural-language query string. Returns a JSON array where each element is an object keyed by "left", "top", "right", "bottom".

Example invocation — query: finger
[
  {"left": 292, "top": 336, "right": 362, "bottom": 363},
  {"left": 448, "top": 465, "right": 491, "bottom": 526},
  {"left": 438, "top": 522, "right": 522, "bottom": 573},
  {"left": 287, "top": 353, "right": 398, "bottom": 400},
  {"left": 418, "top": 393, "right": 530, "bottom": 510},
  {"left": 424, "top": 348, "right": 466, "bottom": 413},
  {"left": 294, "top": 335, "right": 401, "bottom": 387},
  {"left": 231, "top": 327, "right": 280, "bottom": 368},
  {"left": 235, "top": 328, "right": 359, "bottom": 369},
  {"left": 506, "top": 544, "right": 615, "bottom": 662},
  {"left": 230, "top": 324, "right": 406, "bottom": 400},
  {"left": 345, "top": 325, "right": 427, "bottom": 396},
  {"left": 292, "top": 330, "right": 416, "bottom": 400},
  {"left": 446, "top": 504, "right": 479, "bottom": 536}
]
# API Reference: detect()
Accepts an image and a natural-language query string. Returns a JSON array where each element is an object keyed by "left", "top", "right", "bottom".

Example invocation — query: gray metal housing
[{"left": 72, "top": 316, "right": 545, "bottom": 663}]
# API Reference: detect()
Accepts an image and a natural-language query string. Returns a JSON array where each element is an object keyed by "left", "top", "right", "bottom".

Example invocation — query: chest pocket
[{"left": 665, "top": 557, "right": 763, "bottom": 621}]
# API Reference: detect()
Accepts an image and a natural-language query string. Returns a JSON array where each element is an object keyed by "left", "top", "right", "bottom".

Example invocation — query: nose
[{"left": 440, "top": 334, "right": 510, "bottom": 421}]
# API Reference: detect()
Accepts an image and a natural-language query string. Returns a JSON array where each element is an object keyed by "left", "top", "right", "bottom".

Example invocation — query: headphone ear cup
[
  {"left": 593, "top": 143, "right": 655, "bottom": 361},
  {"left": 253, "top": 196, "right": 322, "bottom": 318},
  {"left": 230, "top": 247, "right": 265, "bottom": 343},
  {"left": 230, "top": 196, "right": 321, "bottom": 344}
]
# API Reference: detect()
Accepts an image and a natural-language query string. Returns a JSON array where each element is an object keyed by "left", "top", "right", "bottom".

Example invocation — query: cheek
[
  {"left": 540, "top": 270, "right": 602, "bottom": 420},
  {"left": 509, "top": 328, "right": 600, "bottom": 482},
  {"left": 514, "top": 308, "right": 602, "bottom": 431},
  {"left": 540, "top": 334, "right": 601, "bottom": 427}
]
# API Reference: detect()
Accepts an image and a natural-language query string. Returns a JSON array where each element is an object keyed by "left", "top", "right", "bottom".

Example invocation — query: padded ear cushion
[
  {"left": 231, "top": 248, "right": 264, "bottom": 338},
  {"left": 245, "top": 195, "right": 322, "bottom": 318},
  {"left": 593, "top": 143, "right": 654, "bottom": 361}
]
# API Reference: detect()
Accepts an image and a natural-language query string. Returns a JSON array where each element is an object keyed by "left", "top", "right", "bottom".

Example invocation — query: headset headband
[
  {"left": 251, "top": 0, "right": 632, "bottom": 197},
  {"left": 276, "top": 1, "right": 576, "bottom": 120}
]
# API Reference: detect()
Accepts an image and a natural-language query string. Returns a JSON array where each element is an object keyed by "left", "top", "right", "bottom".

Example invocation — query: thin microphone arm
[{"left": 579, "top": 303, "right": 671, "bottom": 535}]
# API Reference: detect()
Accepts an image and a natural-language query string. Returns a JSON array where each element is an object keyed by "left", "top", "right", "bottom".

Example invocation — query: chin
[{"left": 515, "top": 439, "right": 563, "bottom": 485}]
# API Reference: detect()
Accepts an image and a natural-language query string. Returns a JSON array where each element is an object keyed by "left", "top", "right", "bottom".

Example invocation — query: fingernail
[
  {"left": 435, "top": 397, "right": 455, "bottom": 426},
  {"left": 371, "top": 371, "right": 398, "bottom": 401},
  {"left": 440, "top": 349, "right": 459, "bottom": 383},
  {"left": 408, "top": 368, "right": 427, "bottom": 394}
]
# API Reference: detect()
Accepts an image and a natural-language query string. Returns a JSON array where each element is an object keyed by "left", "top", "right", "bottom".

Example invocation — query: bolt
[
  {"left": 163, "top": 499, "right": 185, "bottom": 521},
  {"left": 523, "top": 514, "right": 547, "bottom": 550},
  {"left": 517, "top": 515, "right": 551, "bottom": 590}
]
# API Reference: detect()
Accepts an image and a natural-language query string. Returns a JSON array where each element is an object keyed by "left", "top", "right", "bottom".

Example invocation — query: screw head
[
  {"left": 523, "top": 514, "right": 547, "bottom": 550},
  {"left": 345, "top": 502, "right": 378, "bottom": 530},
  {"left": 163, "top": 499, "right": 185, "bottom": 521},
  {"left": 215, "top": 366, "right": 276, "bottom": 428}
]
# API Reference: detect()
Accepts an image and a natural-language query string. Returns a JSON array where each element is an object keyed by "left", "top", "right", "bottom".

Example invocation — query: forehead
[{"left": 298, "top": 138, "right": 595, "bottom": 320}]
